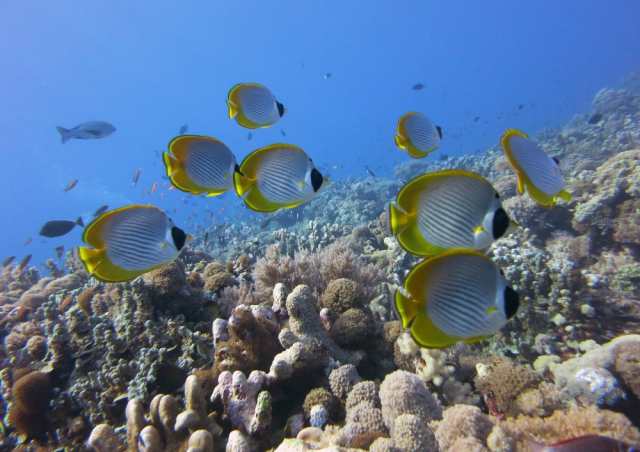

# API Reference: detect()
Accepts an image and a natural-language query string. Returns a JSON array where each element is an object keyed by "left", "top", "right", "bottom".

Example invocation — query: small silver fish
[
  {"left": 93, "top": 205, "right": 109, "bottom": 217},
  {"left": 56, "top": 121, "right": 116, "bottom": 143},
  {"left": 64, "top": 179, "right": 78, "bottom": 192},
  {"left": 132, "top": 168, "right": 142, "bottom": 185}
]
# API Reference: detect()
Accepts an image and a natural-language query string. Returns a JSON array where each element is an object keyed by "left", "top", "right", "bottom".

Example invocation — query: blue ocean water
[{"left": 0, "top": 1, "right": 639, "bottom": 269}]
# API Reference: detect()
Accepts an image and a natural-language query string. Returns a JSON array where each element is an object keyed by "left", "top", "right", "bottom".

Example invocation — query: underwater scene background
[{"left": 1, "top": 1, "right": 640, "bottom": 451}]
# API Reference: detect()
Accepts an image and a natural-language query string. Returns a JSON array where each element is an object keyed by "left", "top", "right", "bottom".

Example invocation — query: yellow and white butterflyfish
[
  {"left": 389, "top": 170, "right": 517, "bottom": 257},
  {"left": 500, "top": 128, "right": 572, "bottom": 207},
  {"left": 394, "top": 111, "right": 442, "bottom": 158},
  {"left": 394, "top": 249, "right": 519, "bottom": 349},
  {"left": 227, "top": 83, "right": 285, "bottom": 129},
  {"left": 78, "top": 205, "right": 188, "bottom": 282},
  {"left": 233, "top": 143, "right": 327, "bottom": 212},
  {"left": 163, "top": 135, "right": 238, "bottom": 197}
]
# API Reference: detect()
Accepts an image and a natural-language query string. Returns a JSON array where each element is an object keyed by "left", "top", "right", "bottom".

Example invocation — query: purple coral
[{"left": 211, "top": 370, "right": 272, "bottom": 436}]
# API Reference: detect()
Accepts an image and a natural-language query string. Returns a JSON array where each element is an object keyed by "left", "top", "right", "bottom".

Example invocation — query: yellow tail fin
[{"left": 389, "top": 202, "right": 411, "bottom": 235}]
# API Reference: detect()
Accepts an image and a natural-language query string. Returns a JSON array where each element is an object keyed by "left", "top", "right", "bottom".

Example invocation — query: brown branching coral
[
  {"left": 253, "top": 240, "right": 386, "bottom": 302},
  {"left": 213, "top": 304, "right": 282, "bottom": 376},
  {"left": 8, "top": 370, "right": 52, "bottom": 441},
  {"left": 489, "top": 406, "right": 640, "bottom": 450},
  {"left": 474, "top": 357, "right": 540, "bottom": 417}
]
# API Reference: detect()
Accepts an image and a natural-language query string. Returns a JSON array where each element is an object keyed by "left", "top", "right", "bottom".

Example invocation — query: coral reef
[{"left": 1, "top": 76, "right": 640, "bottom": 451}]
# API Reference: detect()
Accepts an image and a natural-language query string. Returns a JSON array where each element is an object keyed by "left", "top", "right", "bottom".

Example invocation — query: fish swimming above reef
[
  {"left": 412, "top": 82, "right": 424, "bottom": 90},
  {"left": 234, "top": 143, "right": 328, "bottom": 212},
  {"left": 389, "top": 170, "right": 517, "bottom": 257},
  {"left": 227, "top": 83, "right": 285, "bottom": 129},
  {"left": 323, "top": 72, "right": 332, "bottom": 79},
  {"left": 163, "top": 135, "right": 238, "bottom": 197},
  {"left": 500, "top": 128, "right": 572, "bottom": 207},
  {"left": 78, "top": 204, "right": 189, "bottom": 282},
  {"left": 93, "top": 205, "right": 109, "bottom": 217},
  {"left": 24, "top": 237, "right": 32, "bottom": 246},
  {"left": 395, "top": 112, "right": 443, "bottom": 158},
  {"left": 2, "top": 256, "right": 15, "bottom": 267},
  {"left": 132, "top": 168, "right": 142, "bottom": 186},
  {"left": 56, "top": 121, "right": 116, "bottom": 143},
  {"left": 39, "top": 218, "right": 84, "bottom": 238},
  {"left": 63, "top": 179, "right": 78, "bottom": 192},
  {"left": 247, "top": 132, "right": 253, "bottom": 141},
  {"left": 395, "top": 249, "right": 519, "bottom": 348},
  {"left": 179, "top": 124, "right": 189, "bottom": 134}
]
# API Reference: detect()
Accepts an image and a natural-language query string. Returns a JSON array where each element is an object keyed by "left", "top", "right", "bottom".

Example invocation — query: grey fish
[
  {"left": 132, "top": 168, "right": 142, "bottom": 185},
  {"left": 93, "top": 205, "right": 109, "bottom": 217},
  {"left": 412, "top": 83, "right": 424, "bottom": 90},
  {"left": 247, "top": 132, "right": 253, "bottom": 141},
  {"left": 56, "top": 121, "right": 116, "bottom": 143},
  {"left": 179, "top": 124, "right": 189, "bottom": 134},
  {"left": 280, "top": 129, "right": 286, "bottom": 137},
  {"left": 323, "top": 72, "right": 332, "bottom": 79},
  {"left": 2, "top": 256, "right": 15, "bottom": 267},
  {"left": 365, "top": 166, "right": 376, "bottom": 177},
  {"left": 39, "top": 217, "right": 84, "bottom": 238},
  {"left": 64, "top": 179, "right": 78, "bottom": 192},
  {"left": 18, "top": 254, "right": 32, "bottom": 270}
]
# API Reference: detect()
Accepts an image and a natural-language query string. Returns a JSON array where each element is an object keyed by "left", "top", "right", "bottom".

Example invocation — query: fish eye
[
  {"left": 310, "top": 168, "right": 323, "bottom": 192},
  {"left": 171, "top": 226, "right": 187, "bottom": 250},
  {"left": 492, "top": 208, "right": 509, "bottom": 239},
  {"left": 504, "top": 286, "right": 519, "bottom": 319}
]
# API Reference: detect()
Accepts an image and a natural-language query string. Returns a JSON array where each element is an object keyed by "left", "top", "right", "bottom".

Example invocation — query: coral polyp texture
[{"left": 1, "top": 77, "right": 640, "bottom": 451}]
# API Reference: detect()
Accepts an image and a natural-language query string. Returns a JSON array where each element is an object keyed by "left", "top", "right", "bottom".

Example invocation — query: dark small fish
[
  {"left": 39, "top": 217, "right": 84, "bottom": 238},
  {"left": 323, "top": 72, "right": 332, "bottom": 79},
  {"left": 18, "top": 254, "right": 32, "bottom": 271},
  {"left": 436, "top": 126, "right": 443, "bottom": 139},
  {"left": 247, "top": 132, "right": 253, "bottom": 141},
  {"left": 2, "top": 256, "right": 15, "bottom": 267},
  {"left": 365, "top": 166, "right": 376, "bottom": 178},
  {"left": 24, "top": 237, "right": 32, "bottom": 246},
  {"left": 473, "top": 116, "right": 480, "bottom": 123},
  {"left": 588, "top": 113, "right": 603, "bottom": 124},
  {"left": 412, "top": 83, "right": 424, "bottom": 91},
  {"left": 439, "top": 154, "right": 449, "bottom": 161},
  {"left": 203, "top": 232, "right": 209, "bottom": 245},
  {"left": 55, "top": 246, "right": 65, "bottom": 259},
  {"left": 64, "top": 179, "right": 79, "bottom": 192},
  {"left": 530, "top": 434, "right": 635, "bottom": 452},
  {"left": 517, "top": 104, "right": 525, "bottom": 110},
  {"left": 280, "top": 129, "right": 286, "bottom": 137},
  {"left": 132, "top": 168, "right": 142, "bottom": 185},
  {"left": 93, "top": 205, "right": 109, "bottom": 217},
  {"left": 179, "top": 124, "right": 189, "bottom": 134}
]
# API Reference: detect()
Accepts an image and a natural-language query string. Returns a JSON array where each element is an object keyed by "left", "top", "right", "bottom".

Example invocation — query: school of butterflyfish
[{"left": 48, "top": 81, "right": 573, "bottom": 349}]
